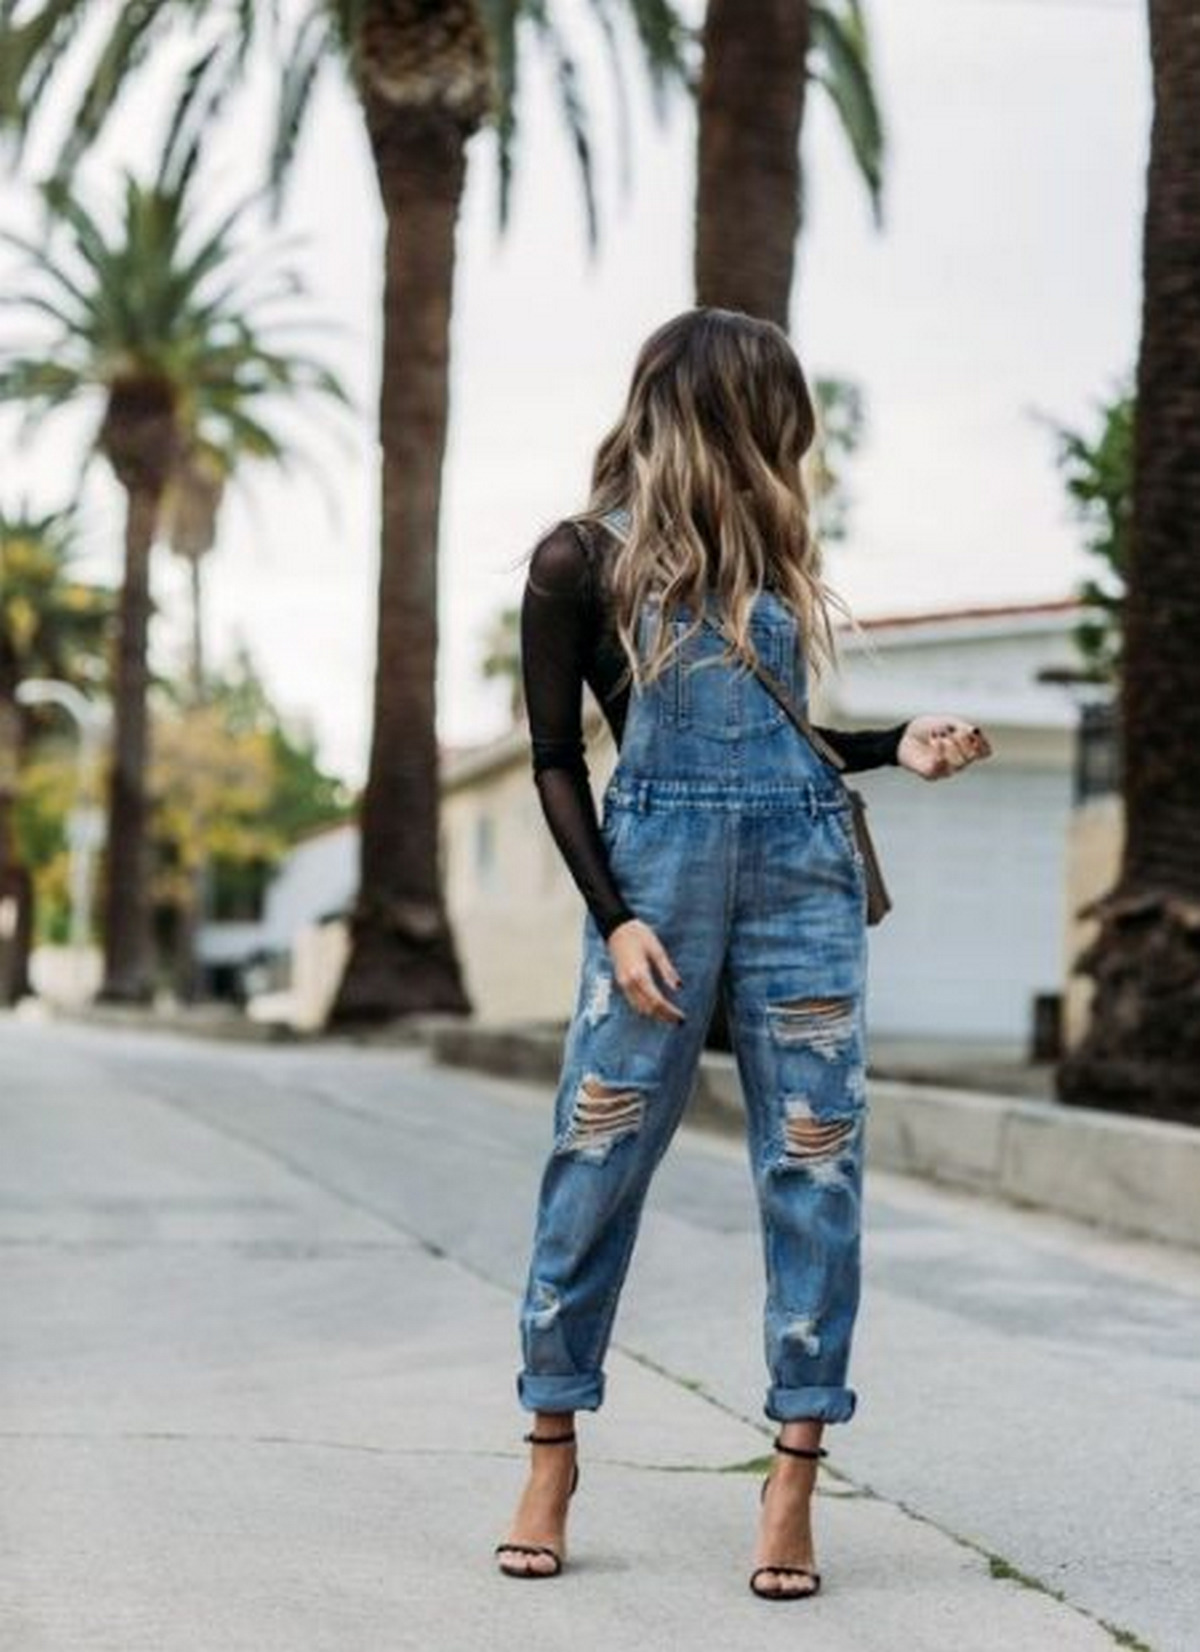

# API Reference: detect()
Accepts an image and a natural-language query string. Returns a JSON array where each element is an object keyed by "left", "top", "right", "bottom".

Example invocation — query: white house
[
  {"left": 811, "top": 598, "right": 1082, "bottom": 1043},
  {"left": 197, "top": 820, "right": 358, "bottom": 1007}
]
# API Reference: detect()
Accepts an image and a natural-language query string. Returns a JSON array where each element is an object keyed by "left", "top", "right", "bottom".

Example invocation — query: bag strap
[
  {"left": 594, "top": 508, "right": 846, "bottom": 773},
  {"left": 697, "top": 612, "right": 846, "bottom": 772}
]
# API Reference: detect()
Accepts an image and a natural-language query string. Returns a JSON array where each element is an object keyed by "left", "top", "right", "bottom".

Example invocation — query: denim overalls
[{"left": 516, "top": 508, "right": 869, "bottom": 1425}]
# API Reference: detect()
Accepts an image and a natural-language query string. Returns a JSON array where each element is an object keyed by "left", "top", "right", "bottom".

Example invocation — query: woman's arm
[
  {"left": 520, "top": 524, "right": 637, "bottom": 939},
  {"left": 813, "top": 720, "right": 912, "bottom": 773}
]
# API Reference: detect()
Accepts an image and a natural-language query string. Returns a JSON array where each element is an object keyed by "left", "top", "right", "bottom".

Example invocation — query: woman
[{"left": 494, "top": 308, "right": 992, "bottom": 1598}]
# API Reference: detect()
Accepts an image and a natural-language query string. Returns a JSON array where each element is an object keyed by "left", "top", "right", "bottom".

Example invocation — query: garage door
[{"left": 859, "top": 765, "right": 1072, "bottom": 1043}]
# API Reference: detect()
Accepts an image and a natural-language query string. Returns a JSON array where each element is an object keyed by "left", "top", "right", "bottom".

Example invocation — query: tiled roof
[{"left": 843, "top": 596, "right": 1081, "bottom": 631}]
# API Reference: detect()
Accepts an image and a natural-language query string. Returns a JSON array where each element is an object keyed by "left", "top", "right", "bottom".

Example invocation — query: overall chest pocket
[{"left": 655, "top": 615, "right": 795, "bottom": 741}]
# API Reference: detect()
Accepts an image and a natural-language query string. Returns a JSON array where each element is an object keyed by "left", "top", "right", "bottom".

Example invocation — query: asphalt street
[{"left": 2, "top": 1017, "right": 1197, "bottom": 1651}]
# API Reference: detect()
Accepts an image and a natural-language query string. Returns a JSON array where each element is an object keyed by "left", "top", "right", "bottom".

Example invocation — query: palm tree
[
  {"left": 0, "top": 1, "right": 692, "bottom": 1022},
  {"left": 0, "top": 504, "right": 110, "bottom": 1002},
  {"left": 0, "top": 137, "right": 348, "bottom": 1002},
  {"left": 1044, "top": 385, "right": 1134, "bottom": 687},
  {"left": 1055, "top": 0, "right": 1200, "bottom": 1124},
  {"left": 695, "top": 0, "right": 884, "bottom": 326},
  {"left": 162, "top": 412, "right": 325, "bottom": 997},
  {"left": 480, "top": 604, "right": 523, "bottom": 724},
  {"left": 163, "top": 437, "right": 227, "bottom": 704}
]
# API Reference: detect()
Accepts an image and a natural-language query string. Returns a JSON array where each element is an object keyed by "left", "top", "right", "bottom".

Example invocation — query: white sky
[{"left": 0, "top": 0, "right": 1149, "bottom": 783}]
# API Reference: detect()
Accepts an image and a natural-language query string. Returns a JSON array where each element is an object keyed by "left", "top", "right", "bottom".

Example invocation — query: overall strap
[{"left": 598, "top": 506, "right": 632, "bottom": 538}]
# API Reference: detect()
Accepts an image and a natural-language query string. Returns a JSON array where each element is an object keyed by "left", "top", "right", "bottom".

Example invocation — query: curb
[
  {"left": 31, "top": 1002, "right": 306, "bottom": 1045},
  {"left": 429, "top": 1019, "right": 1200, "bottom": 1253}
]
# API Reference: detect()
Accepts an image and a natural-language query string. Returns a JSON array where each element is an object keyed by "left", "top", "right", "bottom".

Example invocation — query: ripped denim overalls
[{"left": 516, "top": 509, "right": 869, "bottom": 1425}]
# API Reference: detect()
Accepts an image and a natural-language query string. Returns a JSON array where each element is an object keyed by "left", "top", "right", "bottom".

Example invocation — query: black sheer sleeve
[
  {"left": 520, "top": 525, "right": 637, "bottom": 940},
  {"left": 814, "top": 720, "right": 911, "bottom": 772}
]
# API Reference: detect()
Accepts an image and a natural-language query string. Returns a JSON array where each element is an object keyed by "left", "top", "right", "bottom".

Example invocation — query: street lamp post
[{"left": 15, "top": 680, "right": 110, "bottom": 957}]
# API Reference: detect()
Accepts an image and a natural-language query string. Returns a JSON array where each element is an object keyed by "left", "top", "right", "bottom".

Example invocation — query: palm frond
[
  {"left": 811, "top": 1, "right": 885, "bottom": 228},
  {"left": 322, "top": 0, "right": 365, "bottom": 63},
  {"left": 0, "top": 355, "right": 85, "bottom": 403},
  {"left": 158, "top": 45, "right": 238, "bottom": 203},
  {"left": 0, "top": 495, "right": 112, "bottom": 688},
  {"left": 581, "top": 1, "right": 632, "bottom": 201},
  {"left": 0, "top": 287, "right": 87, "bottom": 334},
  {"left": 524, "top": 4, "right": 599, "bottom": 252},
  {"left": 185, "top": 266, "right": 308, "bottom": 335},
  {"left": 478, "top": 0, "right": 689, "bottom": 248},
  {"left": 5, "top": 1, "right": 263, "bottom": 194},
  {"left": 158, "top": 25, "right": 259, "bottom": 199},
  {"left": 50, "top": 0, "right": 176, "bottom": 188},
  {"left": 476, "top": 0, "right": 520, "bottom": 234},
  {"left": 2, "top": 138, "right": 353, "bottom": 530},
  {"left": 0, "top": 224, "right": 95, "bottom": 318},
  {"left": 159, "top": 39, "right": 223, "bottom": 196},
  {"left": 37, "top": 176, "right": 113, "bottom": 276},
  {"left": 270, "top": 2, "right": 335, "bottom": 215},
  {"left": 0, "top": 355, "right": 92, "bottom": 446},
  {"left": 602, "top": 0, "right": 693, "bottom": 117},
  {"left": 0, "top": 0, "right": 88, "bottom": 141}
]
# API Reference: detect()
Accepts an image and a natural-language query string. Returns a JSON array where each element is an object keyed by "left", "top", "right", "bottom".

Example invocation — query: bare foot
[
  {"left": 495, "top": 1433, "right": 578, "bottom": 1577},
  {"left": 752, "top": 1435, "right": 822, "bottom": 1598}
]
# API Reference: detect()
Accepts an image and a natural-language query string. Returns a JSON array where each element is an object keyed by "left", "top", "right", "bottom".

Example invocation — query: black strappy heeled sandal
[
  {"left": 494, "top": 1429, "right": 580, "bottom": 1580},
  {"left": 748, "top": 1435, "right": 828, "bottom": 1602}
]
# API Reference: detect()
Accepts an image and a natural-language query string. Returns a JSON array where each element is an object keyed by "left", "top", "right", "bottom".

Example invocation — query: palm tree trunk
[
  {"left": 694, "top": 0, "right": 811, "bottom": 1056},
  {"left": 0, "top": 689, "right": 33, "bottom": 1005},
  {"left": 188, "top": 552, "right": 205, "bottom": 705},
  {"left": 180, "top": 550, "right": 207, "bottom": 1002},
  {"left": 328, "top": 106, "right": 472, "bottom": 1025},
  {"left": 694, "top": 0, "right": 811, "bottom": 328},
  {"left": 1056, "top": 0, "right": 1200, "bottom": 1122},
  {"left": 98, "top": 484, "right": 158, "bottom": 1004}
]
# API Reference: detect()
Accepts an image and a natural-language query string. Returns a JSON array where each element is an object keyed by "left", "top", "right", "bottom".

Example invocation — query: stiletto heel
[
  {"left": 749, "top": 1435, "right": 827, "bottom": 1601},
  {"left": 494, "top": 1430, "right": 580, "bottom": 1579}
]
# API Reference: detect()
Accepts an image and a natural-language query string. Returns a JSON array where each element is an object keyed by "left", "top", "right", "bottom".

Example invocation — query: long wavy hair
[{"left": 572, "top": 306, "right": 861, "bottom": 694}]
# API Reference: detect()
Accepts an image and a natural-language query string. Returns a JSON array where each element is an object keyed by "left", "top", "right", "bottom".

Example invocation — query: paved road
[{"left": 2, "top": 1017, "right": 1196, "bottom": 1651}]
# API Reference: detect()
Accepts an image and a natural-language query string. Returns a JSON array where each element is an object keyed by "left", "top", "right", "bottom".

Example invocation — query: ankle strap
[
  {"left": 524, "top": 1430, "right": 577, "bottom": 1446},
  {"left": 773, "top": 1435, "right": 828, "bottom": 1459}
]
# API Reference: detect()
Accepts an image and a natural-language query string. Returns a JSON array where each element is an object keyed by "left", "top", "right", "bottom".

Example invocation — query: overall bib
[{"left": 517, "top": 511, "right": 870, "bottom": 1425}]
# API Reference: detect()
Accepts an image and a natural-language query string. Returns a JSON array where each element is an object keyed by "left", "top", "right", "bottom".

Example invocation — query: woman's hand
[
  {"left": 898, "top": 715, "right": 993, "bottom": 780},
  {"left": 606, "top": 919, "right": 686, "bottom": 1023}
]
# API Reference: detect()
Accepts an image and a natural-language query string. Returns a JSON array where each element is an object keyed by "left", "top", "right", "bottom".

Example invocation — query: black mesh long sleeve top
[{"left": 519, "top": 517, "right": 911, "bottom": 940}]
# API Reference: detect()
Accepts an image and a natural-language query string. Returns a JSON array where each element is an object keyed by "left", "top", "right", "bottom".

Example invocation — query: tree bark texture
[
  {"left": 694, "top": 0, "right": 811, "bottom": 330},
  {"left": 1057, "top": 0, "right": 1200, "bottom": 1121},
  {"left": 0, "top": 691, "right": 32, "bottom": 1004},
  {"left": 98, "top": 485, "right": 159, "bottom": 1003},
  {"left": 329, "top": 104, "right": 473, "bottom": 1024}
]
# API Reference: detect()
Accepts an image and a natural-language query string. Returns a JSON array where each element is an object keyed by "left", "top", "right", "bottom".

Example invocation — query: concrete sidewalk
[
  {"left": 1, "top": 1229, "right": 1126, "bottom": 1652},
  {"left": 1, "top": 1018, "right": 1163, "bottom": 1650}
]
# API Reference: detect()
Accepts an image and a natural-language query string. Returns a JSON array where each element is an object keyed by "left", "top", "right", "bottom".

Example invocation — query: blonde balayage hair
[{"left": 574, "top": 307, "right": 860, "bottom": 694}]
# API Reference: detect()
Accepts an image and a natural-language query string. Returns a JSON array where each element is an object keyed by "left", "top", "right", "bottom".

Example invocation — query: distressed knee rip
[
  {"left": 783, "top": 1313, "right": 822, "bottom": 1357},
  {"left": 560, "top": 1074, "right": 645, "bottom": 1162},
  {"left": 768, "top": 994, "right": 856, "bottom": 1059},
  {"left": 768, "top": 995, "right": 864, "bottom": 1178},
  {"left": 529, "top": 1280, "right": 561, "bottom": 1330},
  {"left": 782, "top": 1096, "right": 859, "bottom": 1167}
]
